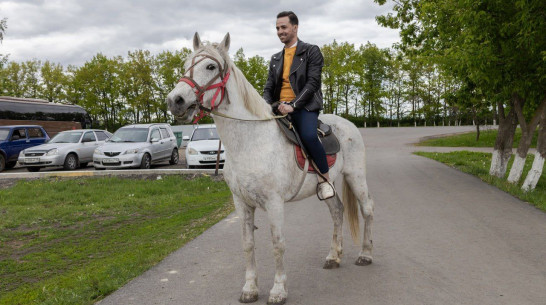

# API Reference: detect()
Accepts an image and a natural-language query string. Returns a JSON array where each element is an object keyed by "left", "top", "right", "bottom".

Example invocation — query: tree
[
  {"left": 74, "top": 53, "right": 122, "bottom": 131},
  {"left": 356, "top": 42, "right": 389, "bottom": 125},
  {"left": 375, "top": 0, "right": 546, "bottom": 186},
  {"left": 40, "top": 61, "right": 66, "bottom": 103},
  {"left": 0, "top": 17, "right": 6, "bottom": 43},
  {"left": 0, "top": 17, "right": 7, "bottom": 67},
  {"left": 384, "top": 51, "right": 406, "bottom": 126},
  {"left": 233, "top": 48, "right": 269, "bottom": 93},
  {"left": 154, "top": 48, "right": 191, "bottom": 123}
]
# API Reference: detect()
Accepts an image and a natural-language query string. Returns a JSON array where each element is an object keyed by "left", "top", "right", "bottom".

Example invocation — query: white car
[
  {"left": 18, "top": 129, "right": 112, "bottom": 172},
  {"left": 184, "top": 125, "right": 225, "bottom": 169}
]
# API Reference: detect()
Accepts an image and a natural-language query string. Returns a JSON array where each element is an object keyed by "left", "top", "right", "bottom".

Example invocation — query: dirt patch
[
  {"left": 0, "top": 178, "right": 40, "bottom": 190},
  {"left": 0, "top": 173, "right": 224, "bottom": 190}
]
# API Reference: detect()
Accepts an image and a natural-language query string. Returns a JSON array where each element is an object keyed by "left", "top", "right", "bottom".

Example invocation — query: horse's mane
[{"left": 191, "top": 43, "right": 273, "bottom": 119}]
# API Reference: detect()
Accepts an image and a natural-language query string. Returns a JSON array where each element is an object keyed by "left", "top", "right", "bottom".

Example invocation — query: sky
[{"left": 0, "top": 0, "right": 400, "bottom": 67}]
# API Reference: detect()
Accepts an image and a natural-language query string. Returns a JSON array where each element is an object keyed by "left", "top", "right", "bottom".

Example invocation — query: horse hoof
[
  {"left": 323, "top": 260, "right": 340, "bottom": 269},
  {"left": 355, "top": 256, "right": 372, "bottom": 266},
  {"left": 239, "top": 291, "right": 259, "bottom": 303},
  {"left": 267, "top": 297, "right": 287, "bottom": 305}
]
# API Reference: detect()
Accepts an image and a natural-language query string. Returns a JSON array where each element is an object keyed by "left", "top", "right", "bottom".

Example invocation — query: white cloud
[{"left": 0, "top": 0, "right": 399, "bottom": 65}]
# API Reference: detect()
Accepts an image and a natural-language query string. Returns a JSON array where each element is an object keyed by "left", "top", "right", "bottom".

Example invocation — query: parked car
[
  {"left": 18, "top": 129, "right": 112, "bottom": 172},
  {"left": 93, "top": 123, "right": 178, "bottom": 170},
  {"left": 184, "top": 124, "right": 225, "bottom": 169},
  {"left": 0, "top": 125, "right": 50, "bottom": 172}
]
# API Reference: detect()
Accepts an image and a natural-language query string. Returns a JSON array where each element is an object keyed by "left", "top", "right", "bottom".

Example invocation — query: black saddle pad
[{"left": 277, "top": 117, "right": 340, "bottom": 155}]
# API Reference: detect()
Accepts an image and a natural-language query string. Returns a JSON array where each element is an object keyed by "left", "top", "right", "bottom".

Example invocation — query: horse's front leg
[
  {"left": 266, "top": 202, "right": 288, "bottom": 305},
  {"left": 323, "top": 195, "right": 344, "bottom": 269},
  {"left": 235, "top": 196, "right": 259, "bottom": 303}
]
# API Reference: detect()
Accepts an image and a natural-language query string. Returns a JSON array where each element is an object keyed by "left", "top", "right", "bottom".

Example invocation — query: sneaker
[{"left": 317, "top": 181, "right": 335, "bottom": 200}]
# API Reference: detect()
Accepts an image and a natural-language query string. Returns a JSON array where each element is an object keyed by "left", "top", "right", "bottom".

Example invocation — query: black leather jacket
[{"left": 263, "top": 40, "right": 324, "bottom": 112}]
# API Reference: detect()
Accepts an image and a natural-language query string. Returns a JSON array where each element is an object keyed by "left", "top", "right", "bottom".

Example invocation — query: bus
[{"left": 0, "top": 96, "right": 92, "bottom": 137}]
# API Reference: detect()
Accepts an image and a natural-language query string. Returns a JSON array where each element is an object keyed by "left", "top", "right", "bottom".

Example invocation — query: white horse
[{"left": 166, "top": 33, "right": 374, "bottom": 305}]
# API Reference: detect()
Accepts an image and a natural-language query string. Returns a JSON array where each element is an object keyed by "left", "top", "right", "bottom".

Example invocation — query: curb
[{"left": 0, "top": 169, "right": 223, "bottom": 180}]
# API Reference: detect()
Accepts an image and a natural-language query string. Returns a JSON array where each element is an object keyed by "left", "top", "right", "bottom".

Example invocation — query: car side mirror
[
  {"left": 11, "top": 135, "right": 20, "bottom": 141},
  {"left": 183, "top": 136, "right": 190, "bottom": 141},
  {"left": 151, "top": 137, "right": 160, "bottom": 143}
]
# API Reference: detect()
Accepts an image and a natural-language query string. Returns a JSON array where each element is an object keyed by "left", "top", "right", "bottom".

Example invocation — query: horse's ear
[
  {"left": 218, "top": 33, "right": 230, "bottom": 52},
  {"left": 193, "top": 32, "right": 203, "bottom": 51}
]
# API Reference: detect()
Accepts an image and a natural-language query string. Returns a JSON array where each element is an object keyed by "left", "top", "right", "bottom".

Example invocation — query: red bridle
[{"left": 178, "top": 53, "right": 231, "bottom": 123}]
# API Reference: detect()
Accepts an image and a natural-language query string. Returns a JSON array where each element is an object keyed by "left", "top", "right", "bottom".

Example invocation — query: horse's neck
[
  {"left": 213, "top": 114, "right": 278, "bottom": 155},
  {"left": 213, "top": 80, "right": 280, "bottom": 157}
]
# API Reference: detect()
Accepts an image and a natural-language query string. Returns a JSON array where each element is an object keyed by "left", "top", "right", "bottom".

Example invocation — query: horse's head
[{"left": 166, "top": 32, "right": 231, "bottom": 123}]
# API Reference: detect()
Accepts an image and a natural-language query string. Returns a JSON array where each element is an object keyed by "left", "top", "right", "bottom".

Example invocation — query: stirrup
[{"left": 316, "top": 181, "right": 336, "bottom": 200}]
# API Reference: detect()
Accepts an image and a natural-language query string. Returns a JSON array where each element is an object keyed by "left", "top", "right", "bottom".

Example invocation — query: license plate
[
  {"left": 203, "top": 156, "right": 217, "bottom": 161},
  {"left": 102, "top": 158, "right": 119, "bottom": 164},
  {"left": 25, "top": 158, "right": 39, "bottom": 163}
]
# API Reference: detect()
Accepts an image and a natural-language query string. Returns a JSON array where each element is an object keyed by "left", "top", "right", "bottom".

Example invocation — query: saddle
[{"left": 276, "top": 117, "right": 340, "bottom": 172}]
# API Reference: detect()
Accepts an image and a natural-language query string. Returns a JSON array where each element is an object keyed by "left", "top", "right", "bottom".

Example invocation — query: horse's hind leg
[
  {"left": 235, "top": 196, "right": 259, "bottom": 303},
  {"left": 346, "top": 174, "right": 374, "bottom": 266},
  {"left": 323, "top": 194, "right": 344, "bottom": 269}
]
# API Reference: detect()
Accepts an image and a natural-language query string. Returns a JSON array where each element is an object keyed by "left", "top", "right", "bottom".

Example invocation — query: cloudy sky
[{"left": 0, "top": 0, "right": 399, "bottom": 67}]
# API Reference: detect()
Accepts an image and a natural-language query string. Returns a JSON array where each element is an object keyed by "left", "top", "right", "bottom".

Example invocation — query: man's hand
[{"left": 278, "top": 103, "right": 294, "bottom": 115}]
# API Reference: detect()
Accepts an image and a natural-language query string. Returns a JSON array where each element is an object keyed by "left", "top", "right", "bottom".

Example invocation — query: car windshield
[
  {"left": 49, "top": 131, "right": 83, "bottom": 143},
  {"left": 0, "top": 129, "right": 9, "bottom": 141},
  {"left": 191, "top": 128, "right": 219, "bottom": 141},
  {"left": 109, "top": 128, "right": 149, "bottom": 143}
]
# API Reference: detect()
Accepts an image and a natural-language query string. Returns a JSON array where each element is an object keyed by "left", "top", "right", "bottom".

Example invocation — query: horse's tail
[{"left": 343, "top": 176, "right": 360, "bottom": 244}]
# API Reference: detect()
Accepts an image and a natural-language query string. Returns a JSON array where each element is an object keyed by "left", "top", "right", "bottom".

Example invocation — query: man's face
[{"left": 276, "top": 16, "right": 298, "bottom": 45}]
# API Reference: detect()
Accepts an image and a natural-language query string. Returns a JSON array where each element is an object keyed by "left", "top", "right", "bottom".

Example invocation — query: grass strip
[
  {"left": 0, "top": 175, "right": 233, "bottom": 305},
  {"left": 416, "top": 128, "right": 538, "bottom": 147},
  {"left": 414, "top": 151, "right": 546, "bottom": 212}
]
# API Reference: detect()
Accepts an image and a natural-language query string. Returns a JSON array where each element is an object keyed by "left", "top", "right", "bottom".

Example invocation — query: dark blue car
[{"left": 0, "top": 125, "right": 50, "bottom": 172}]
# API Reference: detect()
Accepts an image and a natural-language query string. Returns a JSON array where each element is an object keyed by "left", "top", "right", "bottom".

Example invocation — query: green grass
[
  {"left": 415, "top": 151, "right": 546, "bottom": 211},
  {"left": 0, "top": 175, "right": 233, "bottom": 305},
  {"left": 417, "top": 128, "right": 538, "bottom": 147}
]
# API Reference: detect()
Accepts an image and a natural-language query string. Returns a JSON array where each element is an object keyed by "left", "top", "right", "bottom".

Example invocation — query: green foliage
[
  {"left": 0, "top": 175, "right": 233, "bottom": 304},
  {"left": 233, "top": 48, "right": 268, "bottom": 94},
  {"left": 375, "top": 0, "right": 546, "bottom": 126},
  {"left": 0, "top": 17, "right": 6, "bottom": 43},
  {"left": 415, "top": 151, "right": 546, "bottom": 211}
]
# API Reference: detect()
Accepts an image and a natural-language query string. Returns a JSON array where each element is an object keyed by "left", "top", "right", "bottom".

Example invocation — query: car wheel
[
  {"left": 5, "top": 161, "right": 17, "bottom": 169},
  {"left": 140, "top": 153, "right": 151, "bottom": 169},
  {"left": 0, "top": 154, "right": 6, "bottom": 172},
  {"left": 79, "top": 162, "right": 88, "bottom": 168},
  {"left": 169, "top": 149, "right": 179, "bottom": 165},
  {"left": 63, "top": 154, "right": 79, "bottom": 170},
  {"left": 27, "top": 167, "right": 41, "bottom": 172}
]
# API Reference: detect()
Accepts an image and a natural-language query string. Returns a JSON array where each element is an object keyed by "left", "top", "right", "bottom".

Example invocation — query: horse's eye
[{"left": 206, "top": 64, "right": 216, "bottom": 71}]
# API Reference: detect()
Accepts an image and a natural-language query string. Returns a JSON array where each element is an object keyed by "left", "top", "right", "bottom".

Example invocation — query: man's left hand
[{"left": 278, "top": 103, "right": 294, "bottom": 115}]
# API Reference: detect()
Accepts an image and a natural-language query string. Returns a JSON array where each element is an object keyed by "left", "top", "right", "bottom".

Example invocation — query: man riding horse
[{"left": 263, "top": 11, "right": 335, "bottom": 200}]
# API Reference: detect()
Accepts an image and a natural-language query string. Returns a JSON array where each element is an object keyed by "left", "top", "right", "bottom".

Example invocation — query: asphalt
[{"left": 13, "top": 126, "right": 546, "bottom": 305}]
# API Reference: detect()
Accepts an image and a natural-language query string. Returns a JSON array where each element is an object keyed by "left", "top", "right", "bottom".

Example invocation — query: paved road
[{"left": 98, "top": 126, "right": 546, "bottom": 305}]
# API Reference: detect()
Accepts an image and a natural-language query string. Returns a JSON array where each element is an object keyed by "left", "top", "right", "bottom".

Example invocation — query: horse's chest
[{"left": 225, "top": 169, "right": 282, "bottom": 205}]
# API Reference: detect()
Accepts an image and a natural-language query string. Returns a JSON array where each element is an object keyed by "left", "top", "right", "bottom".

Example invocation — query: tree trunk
[
  {"left": 522, "top": 99, "right": 546, "bottom": 191},
  {"left": 490, "top": 99, "right": 518, "bottom": 178},
  {"left": 507, "top": 96, "right": 545, "bottom": 183}
]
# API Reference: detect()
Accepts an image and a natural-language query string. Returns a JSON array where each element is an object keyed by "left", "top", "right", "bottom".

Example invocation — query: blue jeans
[{"left": 290, "top": 109, "right": 329, "bottom": 174}]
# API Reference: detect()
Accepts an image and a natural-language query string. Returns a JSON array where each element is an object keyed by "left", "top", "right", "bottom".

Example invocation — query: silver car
[
  {"left": 93, "top": 123, "right": 179, "bottom": 170},
  {"left": 18, "top": 129, "right": 112, "bottom": 172}
]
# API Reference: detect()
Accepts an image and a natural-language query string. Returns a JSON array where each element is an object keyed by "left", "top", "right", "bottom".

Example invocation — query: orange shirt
[{"left": 279, "top": 46, "right": 297, "bottom": 102}]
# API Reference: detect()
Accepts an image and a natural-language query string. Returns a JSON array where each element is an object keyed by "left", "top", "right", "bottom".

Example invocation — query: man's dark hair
[{"left": 277, "top": 11, "right": 298, "bottom": 25}]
